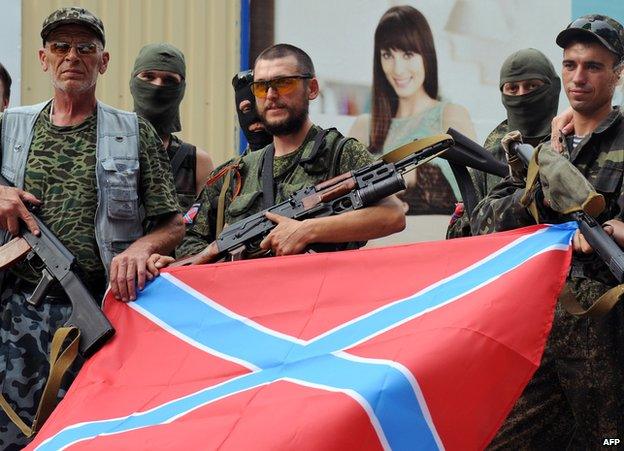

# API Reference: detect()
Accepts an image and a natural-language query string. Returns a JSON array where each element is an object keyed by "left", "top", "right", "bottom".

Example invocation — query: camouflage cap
[
  {"left": 41, "top": 7, "right": 105, "bottom": 46},
  {"left": 556, "top": 14, "right": 624, "bottom": 63}
]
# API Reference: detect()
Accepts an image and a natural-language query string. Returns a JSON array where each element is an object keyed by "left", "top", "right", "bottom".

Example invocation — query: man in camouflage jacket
[
  {"left": 473, "top": 15, "right": 624, "bottom": 449},
  {"left": 163, "top": 44, "right": 405, "bottom": 263}
]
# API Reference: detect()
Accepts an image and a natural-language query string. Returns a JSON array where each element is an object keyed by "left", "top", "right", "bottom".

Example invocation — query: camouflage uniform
[
  {"left": 0, "top": 103, "right": 180, "bottom": 449},
  {"left": 178, "top": 126, "right": 374, "bottom": 257},
  {"left": 474, "top": 108, "right": 624, "bottom": 449}
]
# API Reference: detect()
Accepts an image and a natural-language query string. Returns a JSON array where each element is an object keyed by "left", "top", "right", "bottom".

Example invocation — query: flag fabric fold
[{"left": 27, "top": 223, "right": 576, "bottom": 451}]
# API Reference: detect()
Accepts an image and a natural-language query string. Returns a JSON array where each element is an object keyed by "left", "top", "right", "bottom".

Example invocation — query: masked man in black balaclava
[
  {"left": 232, "top": 69, "right": 272, "bottom": 152},
  {"left": 130, "top": 43, "right": 214, "bottom": 211},
  {"left": 477, "top": 48, "right": 561, "bottom": 197}
]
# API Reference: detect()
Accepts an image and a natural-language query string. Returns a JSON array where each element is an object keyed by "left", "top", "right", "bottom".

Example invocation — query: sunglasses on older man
[
  {"left": 49, "top": 41, "right": 99, "bottom": 56},
  {"left": 250, "top": 74, "right": 313, "bottom": 98}
]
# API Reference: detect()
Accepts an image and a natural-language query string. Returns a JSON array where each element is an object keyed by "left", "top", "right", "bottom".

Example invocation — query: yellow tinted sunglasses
[{"left": 250, "top": 74, "right": 312, "bottom": 98}]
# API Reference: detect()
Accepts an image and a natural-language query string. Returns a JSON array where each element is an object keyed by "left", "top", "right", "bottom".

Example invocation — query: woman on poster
[{"left": 350, "top": 5, "right": 476, "bottom": 215}]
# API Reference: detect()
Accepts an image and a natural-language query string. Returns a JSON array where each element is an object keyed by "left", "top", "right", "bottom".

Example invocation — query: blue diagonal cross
[{"left": 37, "top": 224, "right": 575, "bottom": 451}]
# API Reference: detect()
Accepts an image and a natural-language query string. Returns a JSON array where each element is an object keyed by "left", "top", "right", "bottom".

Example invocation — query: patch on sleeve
[{"left": 183, "top": 203, "right": 201, "bottom": 224}]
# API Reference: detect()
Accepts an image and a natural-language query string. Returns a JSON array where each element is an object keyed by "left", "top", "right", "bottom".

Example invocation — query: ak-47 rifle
[
  {"left": 508, "top": 141, "right": 624, "bottom": 283},
  {"left": 0, "top": 175, "right": 114, "bottom": 357},
  {"left": 442, "top": 128, "right": 508, "bottom": 218},
  {"left": 442, "top": 131, "right": 624, "bottom": 285},
  {"left": 174, "top": 133, "right": 454, "bottom": 264}
]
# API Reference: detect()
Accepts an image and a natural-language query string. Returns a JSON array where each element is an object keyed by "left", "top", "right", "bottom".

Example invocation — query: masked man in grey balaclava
[
  {"left": 130, "top": 43, "right": 213, "bottom": 211},
  {"left": 478, "top": 48, "right": 561, "bottom": 197},
  {"left": 447, "top": 48, "right": 560, "bottom": 238}
]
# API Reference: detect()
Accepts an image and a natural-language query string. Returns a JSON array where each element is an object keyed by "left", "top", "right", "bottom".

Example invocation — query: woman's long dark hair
[{"left": 370, "top": 5, "right": 438, "bottom": 153}]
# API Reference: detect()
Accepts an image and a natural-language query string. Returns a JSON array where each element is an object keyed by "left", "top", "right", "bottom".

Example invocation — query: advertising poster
[{"left": 262, "top": 0, "right": 624, "bottom": 245}]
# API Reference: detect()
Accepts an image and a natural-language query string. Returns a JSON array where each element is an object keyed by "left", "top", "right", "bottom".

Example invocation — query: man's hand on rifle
[
  {"left": 572, "top": 219, "right": 624, "bottom": 253},
  {"left": 602, "top": 219, "right": 624, "bottom": 247},
  {"left": 551, "top": 107, "right": 574, "bottom": 153},
  {"left": 260, "top": 212, "right": 312, "bottom": 256},
  {"left": 0, "top": 186, "right": 42, "bottom": 236}
]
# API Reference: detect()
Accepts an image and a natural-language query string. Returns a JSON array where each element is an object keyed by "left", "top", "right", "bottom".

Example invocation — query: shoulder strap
[
  {"left": 300, "top": 128, "right": 332, "bottom": 164},
  {"left": 215, "top": 156, "right": 243, "bottom": 236},
  {"left": 170, "top": 142, "right": 194, "bottom": 177},
  {"left": 262, "top": 129, "right": 330, "bottom": 208},
  {"left": 329, "top": 134, "right": 353, "bottom": 178},
  {"left": 261, "top": 144, "right": 275, "bottom": 209}
]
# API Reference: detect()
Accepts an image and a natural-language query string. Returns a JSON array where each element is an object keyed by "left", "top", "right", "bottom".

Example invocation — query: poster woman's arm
[
  {"left": 348, "top": 114, "right": 371, "bottom": 145},
  {"left": 442, "top": 103, "right": 477, "bottom": 140}
]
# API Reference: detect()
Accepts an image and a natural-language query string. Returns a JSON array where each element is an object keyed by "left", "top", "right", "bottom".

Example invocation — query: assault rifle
[
  {"left": 442, "top": 128, "right": 508, "bottom": 217},
  {"left": 0, "top": 175, "right": 114, "bottom": 357},
  {"left": 508, "top": 141, "right": 624, "bottom": 283},
  {"left": 174, "top": 133, "right": 454, "bottom": 264},
  {"left": 443, "top": 132, "right": 624, "bottom": 284}
]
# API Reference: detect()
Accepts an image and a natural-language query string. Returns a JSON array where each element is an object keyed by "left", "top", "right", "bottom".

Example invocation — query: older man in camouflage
[
  {"left": 164, "top": 43, "right": 404, "bottom": 263},
  {"left": 0, "top": 7, "right": 184, "bottom": 448},
  {"left": 472, "top": 15, "right": 624, "bottom": 449}
]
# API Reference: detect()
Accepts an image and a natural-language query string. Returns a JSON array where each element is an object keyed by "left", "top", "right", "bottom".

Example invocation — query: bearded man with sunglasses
[
  {"left": 167, "top": 43, "right": 404, "bottom": 264},
  {"left": 0, "top": 7, "right": 184, "bottom": 448}
]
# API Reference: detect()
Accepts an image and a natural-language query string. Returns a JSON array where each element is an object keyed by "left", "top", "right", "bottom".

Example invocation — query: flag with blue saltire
[{"left": 27, "top": 223, "right": 576, "bottom": 451}]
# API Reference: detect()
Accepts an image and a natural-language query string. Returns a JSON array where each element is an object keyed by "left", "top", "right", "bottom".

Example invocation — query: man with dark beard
[
  {"left": 130, "top": 43, "right": 214, "bottom": 211},
  {"left": 167, "top": 43, "right": 405, "bottom": 261}
]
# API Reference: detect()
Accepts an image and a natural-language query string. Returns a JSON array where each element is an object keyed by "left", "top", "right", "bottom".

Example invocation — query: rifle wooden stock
[
  {"left": 314, "top": 171, "right": 353, "bottom": 190},
  {"left": 0, "top": 237, "right": 32, "bottom": 270}
]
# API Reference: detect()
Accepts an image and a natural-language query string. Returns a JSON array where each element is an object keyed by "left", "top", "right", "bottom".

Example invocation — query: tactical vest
[
  {"left": 1, "top": 100, "right": 144, "bottom": 279},
  {"left": 223, "top": 128, "right": 350, "bottom": 226}
]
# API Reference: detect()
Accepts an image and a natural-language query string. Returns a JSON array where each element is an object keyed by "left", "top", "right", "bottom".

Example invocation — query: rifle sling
[
  {"left": 448, "top": 162, "right": 479, "bottom": 218},
  {"left": 261, "top": 129, "right": 331, "bottom": 210},
  {"left": 559, "top": 284, "right": 624, "bottom": 318},
  {"left": 261, "top": 145, "right": 276, "bottom": 209},
  {"left": 170, "top": 142, "right": 193, "bottom": 178},
  {"left": 0, "top": 326, "right": 80, "bottom": 437},
  {"left": 216, "top": 169, "right": 233, "bottom": 236}
]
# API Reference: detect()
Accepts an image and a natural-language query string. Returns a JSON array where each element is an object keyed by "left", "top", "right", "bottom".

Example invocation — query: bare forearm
[{"left": 135, "top": 213, "right": 185, "bottom": 255}]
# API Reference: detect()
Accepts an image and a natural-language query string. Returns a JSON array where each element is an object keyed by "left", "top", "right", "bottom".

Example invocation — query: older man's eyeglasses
[
  {"left": 49, "top": 42, "right": 99, "bottom": 56},
  {"left": 250, "top": 74, "right": 313, "bottom": 98}
]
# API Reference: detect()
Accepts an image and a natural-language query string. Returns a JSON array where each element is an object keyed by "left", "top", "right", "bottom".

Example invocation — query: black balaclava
[
  {"left": 500, "top": 48, "right": 561, "bottom": 139},
  {"left": 232, "top": 70, "right": 272, "bottom": 151},
  {"left": 130, "top": 43, "right": 186, "bottom": 136}
]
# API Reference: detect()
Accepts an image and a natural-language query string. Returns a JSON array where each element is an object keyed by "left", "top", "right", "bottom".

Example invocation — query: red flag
[{"left": 27, "top": 223, "right": 574, "bottom": 451}]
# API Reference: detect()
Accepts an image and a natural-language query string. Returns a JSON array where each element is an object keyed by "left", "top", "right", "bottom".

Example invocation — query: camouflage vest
[
  {"left": 224, "top": 128, "right": 349, "bottom": 226},
  {"left": 1, "top": 100, "right": 144, "bottom": 278}
]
